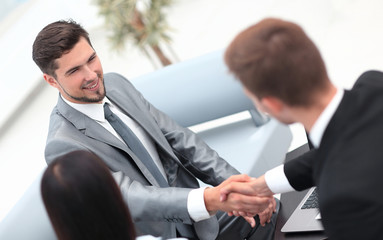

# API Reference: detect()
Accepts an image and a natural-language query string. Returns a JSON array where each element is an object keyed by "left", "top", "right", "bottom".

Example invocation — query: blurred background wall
[{"left": 1, "top": 0, "right": 383, "bottom": 222}]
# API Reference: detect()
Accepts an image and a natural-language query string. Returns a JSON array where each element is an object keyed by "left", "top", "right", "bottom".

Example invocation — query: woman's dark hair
[
  {"left": 41, "top": 150, "right": 136, "bottom": 240},
  {"left": 32, "top": 19, "right": 92, "bottom": 77}
]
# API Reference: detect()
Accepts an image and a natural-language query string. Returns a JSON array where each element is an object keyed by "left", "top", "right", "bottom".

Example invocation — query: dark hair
[
  {"left": 32, "top": 19, "right": 92, "bottom": 77},
  {"left": 225, "top": 18, "right": 330, "bottom": 107},
  {"left": 41, "top": 150, "right": 136, "bottom": 240}
]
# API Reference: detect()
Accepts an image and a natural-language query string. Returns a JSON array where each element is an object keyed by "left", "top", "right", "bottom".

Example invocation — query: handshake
[{"left": 203, "top": 174, "right": 276, "bottom": 228}]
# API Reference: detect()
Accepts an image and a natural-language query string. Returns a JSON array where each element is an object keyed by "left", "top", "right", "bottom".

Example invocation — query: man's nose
[{"left": 84, "top": 66, "right": 97, "bottom": 81}]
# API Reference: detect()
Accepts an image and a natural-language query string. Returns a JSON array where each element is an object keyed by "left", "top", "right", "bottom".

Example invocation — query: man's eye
[{"left": 69, "top": 69, "right": 78, "bottom": 75}]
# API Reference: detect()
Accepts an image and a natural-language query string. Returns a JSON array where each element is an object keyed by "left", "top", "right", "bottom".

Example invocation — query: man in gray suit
[{"left": 32, "top": 20, "right": 279, "bottom": 240}]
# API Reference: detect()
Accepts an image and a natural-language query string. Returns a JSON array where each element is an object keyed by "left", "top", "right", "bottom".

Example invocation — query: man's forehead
[{"left": 55, "top": 40, "right": 94, "bottom": 70}]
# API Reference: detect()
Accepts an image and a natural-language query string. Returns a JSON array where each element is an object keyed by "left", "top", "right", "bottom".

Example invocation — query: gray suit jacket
[{"left": 45, "top": 72, "right": 240, "bottom": 239}]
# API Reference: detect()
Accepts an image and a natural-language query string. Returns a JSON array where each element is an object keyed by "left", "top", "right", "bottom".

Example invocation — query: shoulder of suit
[
  {"left": 359, "top": 70, "right": 383, "bottom": 78},
  {"left": 354, "top": 70, "right": 383, "bottom": 89},
  {"left": 104, "top": 72, "right": 129, "bottom": 82},
  {"left": 104, "top": 72, "right": 136, "bottom": 89}
]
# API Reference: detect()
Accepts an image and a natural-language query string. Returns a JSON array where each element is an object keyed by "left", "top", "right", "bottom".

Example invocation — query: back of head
[
  {"left": 225, "top": 18, "right": 330, "bottom": 107},
  {"left": 41, "top": 150, "right": 136, "bottom": 240},
  {"left": 32, "top": 19, "right": 92, "bottom": 77}
]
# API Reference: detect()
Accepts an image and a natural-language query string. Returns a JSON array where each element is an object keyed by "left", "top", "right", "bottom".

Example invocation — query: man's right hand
[
  {"left": 229, "top": 196, "right": 277, "bottom": 226},
  {"left": 220, "top": 174, "right": 275, "bottom": 201},
  {"left": 203, "top": 174, "right": 273, "bottom": 226}
]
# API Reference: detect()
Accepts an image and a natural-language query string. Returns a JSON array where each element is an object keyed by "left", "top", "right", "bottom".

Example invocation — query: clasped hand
[{"left": 204, "top": 174, "right": 276, "bottom": 228}]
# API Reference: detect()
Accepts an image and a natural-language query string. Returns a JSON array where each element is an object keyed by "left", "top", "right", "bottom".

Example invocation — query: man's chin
[
  {"left": 68, "top": 93, "right": 105, "bottom": 104},
  {"left": 280, "top": 119, "right": 295, "bottom": 125},
  {"left": 87, "top": 88, "right": 106, "bottom": 103},
  {"left": 89, "top": 94, "right": 105, "bottom": 103}
]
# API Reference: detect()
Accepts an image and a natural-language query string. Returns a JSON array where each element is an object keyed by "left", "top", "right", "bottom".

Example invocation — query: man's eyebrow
[
  {"left": 64, "top": 52, "right": 97, "bottom": 76},
  {"left": 88, "top": 52, "right": 97, "bottom": 61},
  {"left": 65, "top": 65, "right": 80, "bottom": 76}
]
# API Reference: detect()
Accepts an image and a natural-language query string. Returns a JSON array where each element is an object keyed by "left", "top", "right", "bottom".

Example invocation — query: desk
[{"left": 273, "top": 144, "right": 327, "bottom": 240}]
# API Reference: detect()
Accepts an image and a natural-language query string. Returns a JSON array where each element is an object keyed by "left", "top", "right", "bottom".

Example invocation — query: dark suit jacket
[
  {"left": 284, "top": 70, "right": 383, "bottom": 239},
  {"left": 45, "top": 72, "right": 239, "bottom": 239}
]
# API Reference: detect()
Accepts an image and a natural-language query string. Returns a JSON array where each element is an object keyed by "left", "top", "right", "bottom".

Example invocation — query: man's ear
[
  {"left": 260, "top": 96, "right": 284, "bottom": 115},
  {"left": 43, "top": 74, "right": 59, "bottom": 89}
]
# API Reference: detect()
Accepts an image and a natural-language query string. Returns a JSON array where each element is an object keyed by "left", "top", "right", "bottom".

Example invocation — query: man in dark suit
[
  {"left": 32, "top": 19, "right": 279, "bottom": 239},
  {"left": 221, "top": 17, "right": 383, "bottom": 239}
]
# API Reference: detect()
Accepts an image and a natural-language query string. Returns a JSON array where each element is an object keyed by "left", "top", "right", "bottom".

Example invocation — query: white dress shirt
[
  {"left": 136, "top": 235, "right": 187, "bottom": 240},
  {"left": 62, "top": 96, "right": 211, "bottom": 222},
  {"left": 136, "top": 235, "right": 162, "bottom": 240},
  {"left": 264, "top": 89, "right": 344, "bottom": 193}
]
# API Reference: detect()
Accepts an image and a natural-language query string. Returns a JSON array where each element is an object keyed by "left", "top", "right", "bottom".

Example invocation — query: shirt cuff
[
  {"left": 187, "top": 187, "right": 212, "bottom": 222},
  {"left": 264, "top": 164, "right": 295, "bottom": 194}
]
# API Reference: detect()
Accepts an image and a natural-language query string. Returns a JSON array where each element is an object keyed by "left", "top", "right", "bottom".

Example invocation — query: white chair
[{"left": 0, "top": 170, "right": 56, "bottom": 239}]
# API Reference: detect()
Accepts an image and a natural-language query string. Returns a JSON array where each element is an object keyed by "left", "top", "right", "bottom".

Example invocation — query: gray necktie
[{"left": 103, "top": 103, "right": 168, "bottom": 187}]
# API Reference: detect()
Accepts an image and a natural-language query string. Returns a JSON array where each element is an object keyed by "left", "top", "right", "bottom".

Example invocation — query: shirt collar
[
  {"left": 309, "top": 88, "right": 344, "bottom": 148},
  {"left": 61, "top": 95, "right": 111, "bottom": 122}
]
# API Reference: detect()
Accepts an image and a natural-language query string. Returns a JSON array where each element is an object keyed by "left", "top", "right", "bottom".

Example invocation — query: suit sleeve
[
  {"left": 284, "top": 149, "right": 317, "bottom": 191},
  {"left": 112, "top": 171, "right": 196, "bottom": 224},
  {"left": 147, "top": 101, "right": 240, "bottom": 185}
]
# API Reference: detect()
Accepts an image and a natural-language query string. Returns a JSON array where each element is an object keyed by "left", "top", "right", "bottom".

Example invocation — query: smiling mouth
[{"left": 83, "top": 79, "right": 99, "bottom": 90}]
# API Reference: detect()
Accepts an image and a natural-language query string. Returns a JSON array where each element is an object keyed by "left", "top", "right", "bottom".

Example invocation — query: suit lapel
[
  {"left": 106, "top": 86, "right": 180, "bottom": 162},
  {"left": 56, "top": 96, "right": 163, "bottom": 187}
]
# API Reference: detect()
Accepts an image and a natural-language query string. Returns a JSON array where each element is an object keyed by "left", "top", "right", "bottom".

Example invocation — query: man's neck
[{"left": 294, "top": 85, "right": 338, "bottom": 132}]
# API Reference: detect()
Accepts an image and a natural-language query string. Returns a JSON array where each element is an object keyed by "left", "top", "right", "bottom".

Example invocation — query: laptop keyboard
[{"left": 301, "top": 188, "right": 319, "bottom": 209}]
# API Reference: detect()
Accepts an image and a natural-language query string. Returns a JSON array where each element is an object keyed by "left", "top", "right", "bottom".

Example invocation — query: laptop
[{"left": 281, "top": 187, "right": 324, "bottom": 232}]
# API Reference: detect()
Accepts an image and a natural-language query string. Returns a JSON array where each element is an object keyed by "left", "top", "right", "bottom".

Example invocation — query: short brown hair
[
  {"left": 32, "top": 19, "right": 92, "bottom": 77},
  {"left": 225, "top": 18, "right": 329, "bottom": 107}
]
